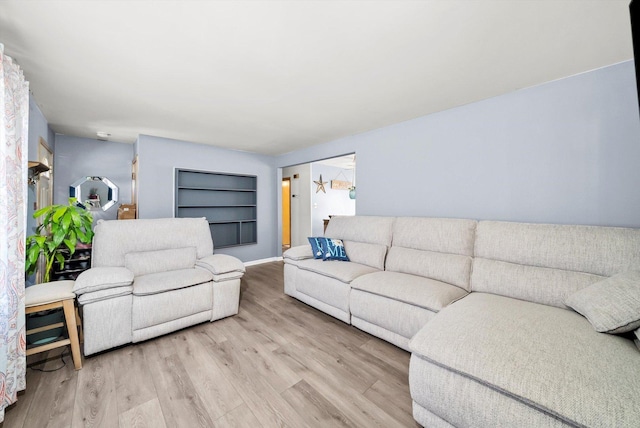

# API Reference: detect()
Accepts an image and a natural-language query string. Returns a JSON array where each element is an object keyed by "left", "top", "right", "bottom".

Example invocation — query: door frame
[{"left": 281, "top": 177, "right": 291, "bottom": 247}]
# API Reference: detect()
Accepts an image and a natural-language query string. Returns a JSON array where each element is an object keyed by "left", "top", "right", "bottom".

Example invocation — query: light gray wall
[
  {"left": 53, "top": 135, "right": 133, "bottom": 221},
  {"left": 310, "top": 163, "right": 355, "bottom": 236},
  {"left": 27, "top": 95, "right": 55, "bottom": 235},
  {"left": 26, "top": 95, "right": 55, "bottom": 285},
  {"left": 28, "top": 95, "right": 55, "bottom": 158},
  {"left": 277, "top": 60, "right": 640, "bottom": 229},
  {"left": 136, "top": 134, "right": 277, "bottom": 262}
]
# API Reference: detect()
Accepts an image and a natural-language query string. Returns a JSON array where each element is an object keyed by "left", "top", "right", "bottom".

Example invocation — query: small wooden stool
[{"left": 25, "top": 280, "right": 82, "bottom": 370}]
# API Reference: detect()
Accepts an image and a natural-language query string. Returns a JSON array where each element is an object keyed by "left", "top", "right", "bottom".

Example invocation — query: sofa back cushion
[
  {"left": 472, "top": 221, "right": 640, "bottom": 308},
  {"left": 92, "top": 217, "right": 213, "bottom": 268},
  {"left": 125, "top": 247, "right": 197, "bottom": 277},
  {"left": 324, "top": 216, "right": 394, "bottom": 270},
  {"left": 385, "top": 217, "right": 477, "bottom": 290}
]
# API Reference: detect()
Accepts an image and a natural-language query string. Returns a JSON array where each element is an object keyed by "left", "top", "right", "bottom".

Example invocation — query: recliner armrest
[
  {"left": 74, "top": 267, "right": 134, "bottom": 295},
  {"left": 196, "top": 254, "right": 245, "bottom": 282}
]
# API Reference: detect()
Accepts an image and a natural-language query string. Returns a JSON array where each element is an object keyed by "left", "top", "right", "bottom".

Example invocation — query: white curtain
[{"left": 0, "top": 43, "right": 29, "bottom": 423}]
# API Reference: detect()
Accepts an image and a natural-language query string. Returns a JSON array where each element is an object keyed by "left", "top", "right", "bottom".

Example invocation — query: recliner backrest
[
  {"left": 91, "top": 217, "right": 214, "bottom": 269},
  {"left": 386, "top": 217, "right": 477, "bottom": 291},
  {"left": 472, "top": 221, "right": 640, "bottom": 308},
  {"left": 324, "top": 215, "right": 395, "bottom": 270}
]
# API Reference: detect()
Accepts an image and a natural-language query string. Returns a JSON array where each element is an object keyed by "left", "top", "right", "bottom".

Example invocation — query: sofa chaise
[
  {"left": 73, "top": 217, "right": 245, "bottom": 356},
  {"left": 283, "top": 215, "right": 640, "bottom": 427}
]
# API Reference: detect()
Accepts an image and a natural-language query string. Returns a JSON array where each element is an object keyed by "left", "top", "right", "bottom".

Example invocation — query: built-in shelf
[
  {"left": 175, "top": 169, "right": 257, "bottom": 248},
  {"left": 28, "top": 161, "right": 50, "bottom": 175},
  {"left": 50, "top": 246, "right": 92, "bottom": 281}
]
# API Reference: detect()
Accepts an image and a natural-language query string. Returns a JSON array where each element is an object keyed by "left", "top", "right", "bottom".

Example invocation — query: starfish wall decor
[{"left": 314, "top": 174, "right": 327, "bottom": 193}]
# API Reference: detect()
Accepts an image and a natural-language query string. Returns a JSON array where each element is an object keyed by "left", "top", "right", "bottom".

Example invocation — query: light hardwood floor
[{"left": 3, "top": 262, "right": 418, "bottom": 427}]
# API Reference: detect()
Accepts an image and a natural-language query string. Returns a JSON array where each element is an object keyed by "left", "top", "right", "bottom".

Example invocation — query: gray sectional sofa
[
  {"left": 74, "top": 217, "right": 245, "bottom": 356},
  {"left": 283, "top": 215, "right": 640, "bottom": 427}
]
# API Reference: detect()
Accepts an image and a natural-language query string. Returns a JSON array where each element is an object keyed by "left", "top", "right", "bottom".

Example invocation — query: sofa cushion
[
  {"left": 409, "top": 292, "right": 640, "bottom": 428},
  {"left": 133, "top": 268, "right": 213, "bottom": 296},
  {"left": 282, "top": 245, "right": 314, "bottom": 263},
  {"left": 296, "top": 258, "right": 378, "bottom": 283},
  {"left": 471, "top": 258, "right": 605, "bottom": 309},
  {"left": 565, "top": 270, "right": 640, "bottom": 334},
  {"left": 343, "top": 241, "right": 387, "bottom": 270},
  {"left": 474, "top": 221, "right": 640, "bottom": 277},
  {"left": 125, "top": 247, "right": 196, "bottom": 277},
  {"left": 386, "top": 247, "right": 472, "bottom": 291},
  {"left": 392, "top": 217, "right": 476, "bottom": 256},
  {"left": 307, "top": 237, "right": 325, "bottom": 259},
  {"left": 351, "top": 271, "right": 467, "bottom": 313},
  {"left": 324, "top": 215, "right": 394, "bottom": 248},
  {"left": 471, "top": 221, "right": 640, "bottom": 307},
  {"left": 74, "top": 267, "right": 134, "bottom": 295}
]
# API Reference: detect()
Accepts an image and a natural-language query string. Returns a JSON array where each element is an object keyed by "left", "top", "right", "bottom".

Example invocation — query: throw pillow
[
  {"left": 565, "top": 270, "right": 640, "bottom": 334},
  {"left": 635, "top": 328, "right": 640, "bottom": 352},
  {"left": 320, "top": 238, "right": 350, "bottom": 262},
  {"left": 308, "top": 237, "right": 325, "bottom": 259}
]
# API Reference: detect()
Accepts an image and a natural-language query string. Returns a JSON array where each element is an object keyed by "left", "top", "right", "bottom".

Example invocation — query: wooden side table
[{"left": 25, "top": 280, "right": 82, "bottom": 370}]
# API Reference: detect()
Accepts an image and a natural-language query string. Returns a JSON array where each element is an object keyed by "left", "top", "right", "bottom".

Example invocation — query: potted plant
[{"left": 25, "top": 197, "right": 94, "bottom": 283}]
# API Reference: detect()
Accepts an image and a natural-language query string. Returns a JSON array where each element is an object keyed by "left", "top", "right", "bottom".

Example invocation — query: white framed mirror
[{"left": 69, "top": 176, "right": 119, "bottom": 211}]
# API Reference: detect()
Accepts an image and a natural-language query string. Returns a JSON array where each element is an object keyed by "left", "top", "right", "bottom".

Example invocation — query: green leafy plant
[{"left": 26, "top": 198, "right": 94, "bottom": 283}]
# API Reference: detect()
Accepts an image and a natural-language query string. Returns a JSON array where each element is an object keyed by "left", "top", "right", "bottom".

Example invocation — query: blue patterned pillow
[
  {"left": 307, "top": 237, "right": 325, "bottom": 259},
  {"left": 320, "top": 238, "right": 350, "bottom": 261}
]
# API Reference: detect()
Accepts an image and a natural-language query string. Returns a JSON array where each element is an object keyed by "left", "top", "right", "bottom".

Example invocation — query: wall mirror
[{"left": 70, "top": 176, "right": 119, "bottom": 211}]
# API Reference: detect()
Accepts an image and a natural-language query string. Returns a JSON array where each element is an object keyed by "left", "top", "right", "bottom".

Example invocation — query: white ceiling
[{"left": 0, "top": 1, "right": 634, "bottom": 155}]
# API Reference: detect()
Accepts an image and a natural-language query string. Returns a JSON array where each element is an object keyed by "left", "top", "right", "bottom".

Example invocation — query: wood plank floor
[{"left": 3, "top": 262, "right": 418, "bottom": 428}]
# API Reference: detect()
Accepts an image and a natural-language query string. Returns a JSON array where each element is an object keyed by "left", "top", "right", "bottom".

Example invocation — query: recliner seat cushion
[
  {"left": 351, "top": 271, "right": 467, "bottom": 313},
  {"left": 296, "top": 258, "right": 378, "bottom": 283},
  {"left": 409, "top": 292, "right": 640, "bottom": 428},
  {"left": 133, "top": 268, "right": 213, "bottom": 296}
]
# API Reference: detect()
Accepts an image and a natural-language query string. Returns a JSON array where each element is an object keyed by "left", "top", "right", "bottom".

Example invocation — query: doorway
[
  {"left": 281, "top": 154, "right": 355, "bottom": 250},
  {"left": 282, "top": 177, "right": 291, "bottom": 250}
]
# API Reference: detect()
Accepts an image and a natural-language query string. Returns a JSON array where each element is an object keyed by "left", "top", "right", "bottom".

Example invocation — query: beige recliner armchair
[{"left": 73, "top": 217, "right": 245, "bottom": 355}]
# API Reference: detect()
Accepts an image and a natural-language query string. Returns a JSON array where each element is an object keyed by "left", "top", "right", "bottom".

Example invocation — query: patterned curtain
[{"left": 0, "top": 43, "right": 29, "bottom": 423}]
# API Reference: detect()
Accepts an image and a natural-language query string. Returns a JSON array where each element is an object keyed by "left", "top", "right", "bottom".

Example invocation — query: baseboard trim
[{"left": 244, "top": 257, "right": 283, "bottom": 267}]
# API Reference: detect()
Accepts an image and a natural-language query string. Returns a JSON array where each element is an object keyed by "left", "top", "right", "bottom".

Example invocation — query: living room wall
[
  {"left": 53, "top": 135, "right": 133, "bottom": 221},
  {"left": 277, "top": 60, "right": 640, "bottom": 233},
  {"left": 136, "top": 134, "right": 277, "bottom": 262},
  {"left": 27, "top": 96, "right": 55, "bottom": 233}
]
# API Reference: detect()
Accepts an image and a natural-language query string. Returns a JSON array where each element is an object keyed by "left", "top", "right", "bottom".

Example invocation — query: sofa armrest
[
  {"left": 283, "top": 245, "right": 314, "bottom": 261},
  {"left": 196, "top": 254, "right": 245, "bottom": 275},
  {"left": 74, "top": 267, "right": 134, "bottom": 295}
]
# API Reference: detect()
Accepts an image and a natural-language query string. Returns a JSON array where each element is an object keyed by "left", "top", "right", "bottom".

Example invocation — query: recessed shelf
[
  {"left": 178, "top": 205, "right": 256, "bottom": 208},
  {"left": 178, "top": 186, "right": 256, "bottom": 192},
  {"left": 175, "top": 169, "right": 257, "bottom": 247}
]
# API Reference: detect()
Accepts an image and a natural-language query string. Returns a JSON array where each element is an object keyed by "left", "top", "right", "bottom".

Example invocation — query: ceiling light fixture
[{"left": 96, "top": 131, "right": 111, "bottom": 141}]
